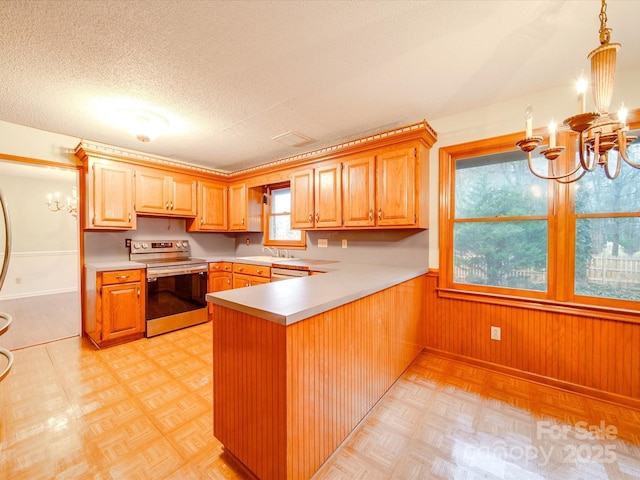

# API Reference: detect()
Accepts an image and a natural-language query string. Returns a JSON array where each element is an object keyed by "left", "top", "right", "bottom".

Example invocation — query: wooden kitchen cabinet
[
  {"left": 228, "top": 182, "right": 263, "bottom": 231},
  {"left": 290, "top": 161, "right": 342, "bottom": 229},
  {"left": 187, "top": 180, "right": 228, "bottom": 231},
  {"left": 208, "top": 262, "right": 233, "bottom": 314},
  {"left": 135, "top": 168, "right": 197, "bottom": 217},
  {"left": 375, "top": 146, "right": 416, "bottom": 226},
  {"left": 292, "top": 143, "right": 425, "bottom": 230},
  {"left": 84, "top": 158, "right": 136, "bottom": 230},
  {"left": 232, "top": 263, "right": 271, "bottom": 288},
  {"left": 84, "top": 268, "right": 145, "bottom": 348},
  {"left": 342, "top": 153, "right": 376, "bottom": 227}
]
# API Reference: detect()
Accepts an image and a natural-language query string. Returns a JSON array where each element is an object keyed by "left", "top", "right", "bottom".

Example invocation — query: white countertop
[
  {"left": 84, "top": 260, "right": 146, "bottom": 271},
  {"left": 207, "top": 262, "right": 428, "bottom": 326}
]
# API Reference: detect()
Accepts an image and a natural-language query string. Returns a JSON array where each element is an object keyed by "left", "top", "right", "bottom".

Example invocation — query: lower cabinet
[
  {"left": 84, "top": 268, "right": 145, "bottom": 348},
  {"left": 232, "top": 263, "right": 271, "bottom": 288},
  {"left": 208, "top": 262, "right": 233, "bottom": 314}
]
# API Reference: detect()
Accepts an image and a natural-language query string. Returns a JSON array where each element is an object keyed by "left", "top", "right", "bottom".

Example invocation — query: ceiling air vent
[{"left": 271, "top": 131, "right": 315, "bottom": 148}]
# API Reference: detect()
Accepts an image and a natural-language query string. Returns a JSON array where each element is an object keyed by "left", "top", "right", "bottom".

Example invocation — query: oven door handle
[{"left": 147, "top": 264, "right": 208, "bottom": 279}]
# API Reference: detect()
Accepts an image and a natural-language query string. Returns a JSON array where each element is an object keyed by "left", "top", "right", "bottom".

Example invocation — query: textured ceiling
[{"left": 1, "top": 0, "right": 639, "bottom": 172}]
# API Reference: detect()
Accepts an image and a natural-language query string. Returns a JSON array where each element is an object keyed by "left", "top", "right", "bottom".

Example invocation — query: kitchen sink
[{"left": 236, "top": 255, "right": 299, "bottom": 263}]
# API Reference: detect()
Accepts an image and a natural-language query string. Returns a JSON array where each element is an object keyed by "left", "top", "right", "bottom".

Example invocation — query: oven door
[{"left": 145, "top": 264, "right": 208, "bottom": 336}]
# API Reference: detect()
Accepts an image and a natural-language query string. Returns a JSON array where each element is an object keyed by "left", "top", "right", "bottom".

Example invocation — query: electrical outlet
[
  {"left": 342, "top": 239, "right": 347, "bottom": 248},
  {"left": 318, "top": 238, "right": 328, "bottom": 248},
  {"left": 490, "top": 326, "right": 501, "bottom": 341}
]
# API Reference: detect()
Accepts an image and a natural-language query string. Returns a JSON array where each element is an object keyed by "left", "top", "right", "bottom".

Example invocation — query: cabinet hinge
[
  {"left": 414, "top": 214, "right": 417, "bottom": 223},
  {"left": 414, "top": 148, "right": 417, "bottom": 157}
]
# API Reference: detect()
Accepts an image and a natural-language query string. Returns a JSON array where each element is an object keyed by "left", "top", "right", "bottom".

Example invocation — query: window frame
[
  {"left": 263, "top": 182, "right": 306, "bottom": 249},
  {"left": 438, "top": 113, "right": 640, "bottom": 318}
]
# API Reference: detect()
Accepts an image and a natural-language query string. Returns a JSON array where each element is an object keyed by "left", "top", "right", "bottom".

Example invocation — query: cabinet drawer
[
  {"left": 102, "top": 269, "right": 142, "bottom": 285},
  {"left": 233, "top": 263, "right": 271, "bottom": 278},
  {"left": 209, "top": 262, "right": 233, "bottom": 273}
]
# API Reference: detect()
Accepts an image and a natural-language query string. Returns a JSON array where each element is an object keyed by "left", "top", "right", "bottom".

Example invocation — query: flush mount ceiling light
[
  {"left": 272, "top": 131, "right": 315, "bottom": 148},
  {"left": 118, "top": 107, "right": 169, "bottom": 142},
  {"left": 517, "top": 0, "right": 638, "bottom": 183}
]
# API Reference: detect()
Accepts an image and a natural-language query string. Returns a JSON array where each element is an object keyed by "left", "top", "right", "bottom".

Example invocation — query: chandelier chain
[{"left": 599, "top": 0, "right": 611, "bottom": 45}]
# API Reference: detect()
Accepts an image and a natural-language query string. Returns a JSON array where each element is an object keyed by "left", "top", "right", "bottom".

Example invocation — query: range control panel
[{"left": 129, "top": 240, "right": 191, "bottom": 253}]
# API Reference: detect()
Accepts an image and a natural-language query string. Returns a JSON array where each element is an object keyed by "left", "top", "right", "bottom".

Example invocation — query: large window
[
  {"left": 440, "top": 123, "right": 640, "bottom": 313},
  {"left": 264, "top": 183, "right": 305, "bottom": 248}
]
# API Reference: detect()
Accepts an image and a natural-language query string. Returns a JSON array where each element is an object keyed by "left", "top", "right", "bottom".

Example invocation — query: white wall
[{"left": 0, "top": 169, "right": 79, "bottom": 299}]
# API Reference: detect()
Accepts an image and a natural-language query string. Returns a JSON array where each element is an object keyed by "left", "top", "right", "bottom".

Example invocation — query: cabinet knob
[
  {"left": 170, "top": 202, "right": 174, "bottom": 210},
  {"left": 137, "top": 287, "right": 140, "bottom": 297},
  {"left": 377, "top": 209, "right": 382, "bottom": 220},
  {"left": 238, "top": 267, "right": 244, "bottom": 272},
  {"left": 128, "top": 213, "right": 131, "bottom": 221},
  {"left": 165, "top": 202, "right": 169, "bottom": 210},
  {"left": 257, "top": 270, "right": 263, "bottom": 275},
  {"left": 242, "top": 218, "right": 245, "bottom": 225},
  {"left": 200, "top": 218, "right": 204, "bottom": 225},
  {"left": 308, "top": 213, "right": 312, "bottom": 223},
  {"left": 115, "top": 275, "right": 130, "bottom": 280},
  {"left": 224, "top": 266, "right": 230, "bottom": 270},
  {"left": 369, "top": 209, "right": 373, "bottom": 221},
  {"left": 315, "top": 212, "right": 319, "bottom": 223}
]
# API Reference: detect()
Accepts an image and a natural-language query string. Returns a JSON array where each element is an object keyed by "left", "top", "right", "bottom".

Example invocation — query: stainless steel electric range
[{"left": 130, "top": 240, "right": 208, "bottom": 337}]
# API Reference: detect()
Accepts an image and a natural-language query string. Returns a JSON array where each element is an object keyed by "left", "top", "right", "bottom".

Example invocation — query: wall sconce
[{"left": 46, "top": 187, "right": 78, "bottom": 217}]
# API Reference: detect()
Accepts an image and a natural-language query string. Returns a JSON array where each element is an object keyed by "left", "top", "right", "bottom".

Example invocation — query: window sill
[{"left": 436, "top": 287, "right": 640, "bottom": 324}]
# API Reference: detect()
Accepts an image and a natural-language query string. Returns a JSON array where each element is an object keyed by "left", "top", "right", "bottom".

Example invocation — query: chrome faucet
[{"left": 262, "top": 246, "right": 278, "bottom": 257}]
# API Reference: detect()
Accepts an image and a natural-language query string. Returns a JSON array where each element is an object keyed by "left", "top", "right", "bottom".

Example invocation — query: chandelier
[
  {"left": 517, "top": 0, "right": 638, "bottom": 183},
  {"left": 46, "top": 187, "right": 78, "bottom": 217}
]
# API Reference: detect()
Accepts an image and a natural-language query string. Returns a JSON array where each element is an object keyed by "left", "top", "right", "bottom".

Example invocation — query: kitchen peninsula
[{"left": 207, "top": 261, "right": 428, "bottom": 480}]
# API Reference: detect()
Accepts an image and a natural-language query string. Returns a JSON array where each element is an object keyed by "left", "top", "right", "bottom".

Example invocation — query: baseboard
[{"left": 423, "top": 347, "right": 640, "bottom": 411}]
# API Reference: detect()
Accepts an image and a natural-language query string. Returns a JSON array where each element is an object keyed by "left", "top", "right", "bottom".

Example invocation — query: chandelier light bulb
[
  {"left": 525, "top": 105, "right": 534, "bottom": 138},
  {"left": 618, "top": 103, "right": 628, "bottom": 127},
  {"left": 548, "top": 120, "right": 557, "bottom": 149},
  {"left": 576, "top": 73, "right": 588, "bottom": 114}
]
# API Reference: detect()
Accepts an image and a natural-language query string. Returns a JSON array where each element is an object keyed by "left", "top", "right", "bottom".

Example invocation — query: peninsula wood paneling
[
  {"left": 211, "top": 275, "right": 426, "bottom": 480},
  {"left": 423, "top": 273, "right": 640, "bottom": 404}
]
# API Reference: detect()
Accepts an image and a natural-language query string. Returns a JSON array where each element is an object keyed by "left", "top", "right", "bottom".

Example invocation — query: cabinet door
[
  {"left": 342, "top": 154, "right": 375, "bottom": 227},
  {"left": 101, "top": 282, "right": 144, "bottom": 341},
  {"left": 90, "top": 160, "right": 135, "bottom": 229},
  {"left": 170, "top": 175, "right": 197, "bottom": 216},
  {"left": 232, "top": 273, "right": 253, "bottom": 289},
  {"left": 135, "top": 169, "right": 168, "bottom": 214},
  {"left": 376, "top": 147, "right": 416, "bottom": 226},
  {"left": 228, "top": 182, "right": 248, "bottom": 230},
  {"left": 290, "top": 169, "right": 314, "bottom": 229},
  {"left": 208, "top": 266, "right": 232, "bottom": 314},
  {"left": 314, "top": 162, "right": 342, "bottom": 228},
  {"left": 197, "top": 181, "right": 227, "bottom": 230}
]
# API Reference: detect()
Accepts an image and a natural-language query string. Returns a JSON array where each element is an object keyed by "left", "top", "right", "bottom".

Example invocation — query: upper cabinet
[
  {"left": 84, "top": 157, "right": 136, "bottom": 230},
  {"left": 291, "top": 161, "right": 341, "bottom": 229},
  {"left": 342, "top": 153, "right": 375, "bottom": 227},
  {"left": 375, "top": 146, "right": 417, "bottom": 226},
  {"left": 291, "top": 141, "right": 429, "bottom": 230},
  {"left": 135, "top": 168, "right": 197, "bottom": 217},
  {"left": 76, "top": 121, "right": 435, "bottom": 232},
  {"left": 186, "top": 180, "right": 228, "bottom": 232},
  {"left": 228, "top": 182, "right": 263, "bottom": 232}
]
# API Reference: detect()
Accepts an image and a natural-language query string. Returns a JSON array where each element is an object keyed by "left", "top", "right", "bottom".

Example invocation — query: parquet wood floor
[{"left": 1, "top": 322, "right": 639, "bottom": 479}]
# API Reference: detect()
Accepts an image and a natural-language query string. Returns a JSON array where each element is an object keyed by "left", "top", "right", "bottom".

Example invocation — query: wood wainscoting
[
  {"left": 423, "top": 272, "right": 640, "bottom": 407},
  {"left": 212, "top": 275, "right": 426, "bottom": 480}
]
